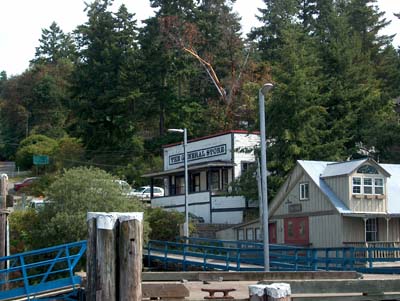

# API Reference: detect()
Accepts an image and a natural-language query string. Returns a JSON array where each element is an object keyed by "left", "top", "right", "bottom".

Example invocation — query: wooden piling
[
  {"left": 86, "top": 212, "right": 143, "bottom": 301},
  {"left": 119, "top": 217, "right": 143, "bottom": 301},
  {"left": 86, "top": 217, "right": 97, "bottom": 301},
  {"left": 0, "top": 174, "right": 8, "bottom": 291}
]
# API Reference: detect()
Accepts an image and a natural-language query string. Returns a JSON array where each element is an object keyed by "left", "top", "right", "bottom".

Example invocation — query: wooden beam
[
  {"left": 142, "top": 283, "right": 189, "bottom": 298},
  {"left": 142, "top": 271, "right": 360, "bottom": 282}
]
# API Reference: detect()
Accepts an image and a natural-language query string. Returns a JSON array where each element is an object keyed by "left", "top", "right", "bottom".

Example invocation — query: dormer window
[
  {"left": 352, "top": 174, "right": 384, "bottom": 196},
  {"left": 357, "top": 165, "right": 378, "bottom": 174}
]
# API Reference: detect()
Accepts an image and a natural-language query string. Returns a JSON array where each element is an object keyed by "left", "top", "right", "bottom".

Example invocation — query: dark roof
[{"left": 163, "top": 130, "right": 260, "bottom": 148}]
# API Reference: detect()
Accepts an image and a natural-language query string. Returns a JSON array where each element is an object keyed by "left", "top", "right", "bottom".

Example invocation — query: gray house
[{"left": 220, "top": 158, "right": 400, "bottom": 249}]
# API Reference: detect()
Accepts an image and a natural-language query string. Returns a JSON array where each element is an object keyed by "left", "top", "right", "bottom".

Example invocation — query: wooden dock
[{"left": 140, "top": 271, "right": 400, "bottom": 301}]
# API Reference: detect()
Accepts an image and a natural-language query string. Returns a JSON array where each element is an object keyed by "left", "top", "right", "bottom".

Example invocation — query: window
[
  {"left": 352, "top": 176, "right": 384, "bottom": 195},
  {"left": 255, "top": 228, "right": 262, "bottom": 241},
  {"left": 191, "top": 173, "right": 200, "bottom": 192},
  {"left": 246, "top": 228, "right": 254, "bottom": 241},
  {"left": 299, "top": 183, "right": 309, "bottom": 200},
  {"left": 237, "top": 229, "right": 244, "bottom": 240},
  {"left": 353, "top": 177, "right": 361, "bottom": 194},
  {"left": 366, "top": 218, "right": 378, "bottom": 242},
  {"left": 357, "top": 165, "right": 378, "bottom": 174},
  {"left": 287, "top": 221, "right": 294, "bottom": 238},
  {"left": 222, "top": 169, "right": 229, "bottom": 191},
  {"left": 208, "top": 170, "right": 220, "bottom": 191},
  {"left": 363, "top": 178, "right": 373, "bottom": 194},
  {"left": 375, "top": 178, "right": 384, "bottom": 195},
  {"left": 175, "top": 176, "right": 184, "bottom": 195},
  {"left": 241, "top": 162, "right": 255, "bottom": 174}
]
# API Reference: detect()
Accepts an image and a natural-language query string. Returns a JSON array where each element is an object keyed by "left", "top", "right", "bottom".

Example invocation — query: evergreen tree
[
  {"left": 252, "top": 0, "right": 400, "bottom": 184},
  {"left": 31, "top": 22, "right": 76, "bottom": 65},
  {"left": 139, "top": 0, "right": 204, "bottom": 136},
  {"left": 72, "top": 0, "right": 143, "bottom": 165},
  {"left": 250, "top": 0, "right": 300, "bottom": 60}
]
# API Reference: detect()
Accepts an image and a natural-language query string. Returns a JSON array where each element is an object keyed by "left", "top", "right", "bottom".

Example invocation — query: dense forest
[{"left": 1, "top": 0, "right": 400, "bottom": 193}]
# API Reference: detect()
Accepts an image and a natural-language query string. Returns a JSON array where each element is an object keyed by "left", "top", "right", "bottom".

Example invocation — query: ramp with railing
[
  {"left": 145, "top": 237, "right": 400, "bottom": 273},
  {"left": 1, "top": 236, "right": 400, "bottom": 301},
  {"left": 0, "top": 241, "right": 86, "bottom": 301}
]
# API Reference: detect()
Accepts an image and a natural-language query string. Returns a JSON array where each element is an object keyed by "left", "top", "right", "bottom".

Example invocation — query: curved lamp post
[{"left": 259, "top": 83, "right": 273, "bottom": 271}]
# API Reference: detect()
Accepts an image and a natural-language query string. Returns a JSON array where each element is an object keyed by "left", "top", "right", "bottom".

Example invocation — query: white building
[{"left": 143, "top": 130, "right": 260, "bottom": 224}]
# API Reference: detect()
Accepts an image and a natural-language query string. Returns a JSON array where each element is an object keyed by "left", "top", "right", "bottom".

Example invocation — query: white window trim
[
  {"left": 352, "top": 177, "right": 362, "bottom": 194},
  {"left": 299, "top": 182, "right": 309, "bottom": 200},
  {"left": 352, "top": 176, "right": 384, "bottom": 195}
]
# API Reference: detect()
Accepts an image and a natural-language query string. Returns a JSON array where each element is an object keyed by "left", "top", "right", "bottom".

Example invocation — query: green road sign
[{"left": 33, "top": 155, "right": 49, "bottom": 165}]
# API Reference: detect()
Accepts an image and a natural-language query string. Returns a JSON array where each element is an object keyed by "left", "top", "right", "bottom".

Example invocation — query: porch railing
[{"left": 344, "top": 241, "right": 400, "bottom": 259}]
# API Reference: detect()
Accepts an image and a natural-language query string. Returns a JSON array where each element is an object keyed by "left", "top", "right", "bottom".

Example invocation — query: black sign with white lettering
[{"left": 169, "top": 144, "right": 227, "bottom": 165}]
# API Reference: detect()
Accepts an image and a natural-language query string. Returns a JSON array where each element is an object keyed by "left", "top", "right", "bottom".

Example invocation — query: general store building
[{"left": 143, "top": 131, "right": 260, "bottom": 224}]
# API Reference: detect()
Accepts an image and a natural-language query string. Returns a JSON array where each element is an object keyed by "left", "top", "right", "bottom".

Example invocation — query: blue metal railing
[
  {"left": 146, "top": 239, "right": 265, "bottom": 271},
  {"left": 146, "top": 238, "right": 400, "bottom": 273},
  {"left": 0, "top": 240, "right": 87, "bottom": 300}
]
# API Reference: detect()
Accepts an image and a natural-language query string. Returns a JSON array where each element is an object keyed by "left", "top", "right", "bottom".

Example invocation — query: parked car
[
  {"left": 129, "top": 186, "right": 164, "bottom": 199},
  {"left": 113, "top": 180, "right": 131, "bottom": 192},
  {"left": 14, "top": 177, "right": 39, "bottom": 192},
  {"left": 28, "top": 197, "right": 52, "bottom": 211}
]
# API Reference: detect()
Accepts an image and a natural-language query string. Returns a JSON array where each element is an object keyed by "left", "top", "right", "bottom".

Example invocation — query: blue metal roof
[
  {"left": 321, "top": 159, "right": 368, "bottom": 178},
  {"left": 298, "top": 160, "right": 352, "bottom": 214}
]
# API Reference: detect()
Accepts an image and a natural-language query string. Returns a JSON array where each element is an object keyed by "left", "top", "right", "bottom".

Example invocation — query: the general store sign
[{"left": 169, "top": 144, "right": 227, "bottom": 165}]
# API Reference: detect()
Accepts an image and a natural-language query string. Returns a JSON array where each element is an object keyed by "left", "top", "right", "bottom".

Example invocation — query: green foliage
[
  {"left": 72, "top": 0, "right": 142, "bottom": 157},
  {"left": 252, "top": 0, "right": 400, "bottom": 187},
  {"left": 16, "top": 134, "right": 58, "bottom": 170},
  {"left": 52, "top": 137, "right": 85, "bottom": 170},
  {"left": 29, "top": 167, "right": 147, "bottom": 249},
  {"left": 230, "top": 163, "right": 258, "bottom": 202},
  {"left": 147, "top": 207, "right": 185, "bottom": 241},
  {"left": 0, "top": 0, "right": 400, "bottom": 204},
  {"left": 21, "top": 174, "right": 55, "bottom": 197},
  {"left": 9, "top": 210, "right": 41, "bottom": 253},
  {"left": 31, "top": 21, "right": 77, "bottom": 65}
]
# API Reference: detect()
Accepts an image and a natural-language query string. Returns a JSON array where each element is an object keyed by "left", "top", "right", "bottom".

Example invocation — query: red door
[
  {"left": 268, "top": 223, "right": 277, "bottom": 244},
  {"left": 284, "top": 217, "right": 309, "bottom": 246}
]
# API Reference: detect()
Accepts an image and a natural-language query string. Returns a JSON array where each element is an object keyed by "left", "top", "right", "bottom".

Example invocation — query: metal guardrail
[
  {"left": 146, "top": 239, "right": 265, "bottom": 271},
  {"left": 0, "top": 240, "right": 87, "bottom": 301},
  {"left": 147, "top": 238, "right": 400, "bottom": 273}
]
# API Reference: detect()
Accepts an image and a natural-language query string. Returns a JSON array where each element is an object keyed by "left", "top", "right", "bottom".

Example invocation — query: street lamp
[
  {"left": 259, "top": 83, "right": 273, "bottom": 271},
  {"left": 168, "top": 128, "right": 189, "bottom": 238}
]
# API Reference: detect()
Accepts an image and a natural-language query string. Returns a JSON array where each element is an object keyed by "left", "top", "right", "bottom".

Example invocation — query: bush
[
  {"left": 28, "top": 166, "right": 148, "bottom": 249},
  {"left": 9, "top": 210, "right": 41, "bottom": 253},
  {"left": 15, "top": 134, "right": 58, "bottom": 170},
  {"left": 147, "top": 207, "right": 185, "bottom": 241}
]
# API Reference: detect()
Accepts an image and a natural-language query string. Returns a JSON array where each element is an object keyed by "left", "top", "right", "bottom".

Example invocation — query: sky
[{"left": 0, "top": 0, "right": 399, "bottom": 77}]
